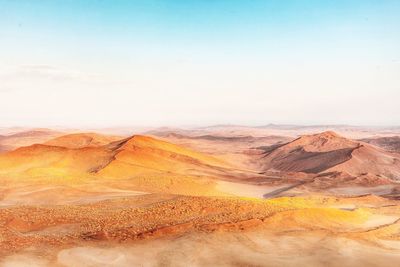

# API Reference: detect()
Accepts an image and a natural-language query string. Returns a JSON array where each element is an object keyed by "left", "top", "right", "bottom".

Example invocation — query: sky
[{"left": 0, "top": 0, "right": 399, "bottom": 127}]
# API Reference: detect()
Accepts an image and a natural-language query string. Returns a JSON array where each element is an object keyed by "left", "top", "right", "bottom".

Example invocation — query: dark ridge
[
  {"left": 88, "top": 152, "right": 118, "bottom": 174},
  {"left": 315, "top": 171, "right": 342, "bottom": 178},
  {"left": 263, "top": 181, "right": 308, "bottom": 198},
  {"left": 90, "top": 136, "right": 136, "bottom": 173},
  {"left": 257, "top": 142, "right": 291, "bottom": 154},
  {"left": 89, "top": 136, "right": 135, "bottom": 173},
  {"left": 258, "top": 136, "right": 303, "bottom": 156},
  {"left": 104, "top": 136, "right": 133, "bottom": 151}
]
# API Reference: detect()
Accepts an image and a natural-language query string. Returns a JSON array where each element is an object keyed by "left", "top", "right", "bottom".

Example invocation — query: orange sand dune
[
  {"left": 327, "top": 144, "right": 400, "bottom": 180},
  {"left": 259, "top": 131, "right": 400, "bottom": 183},
  {"left": 44, "top": 132, "right": 123, "bottom": 148},
  {"left": 1, "top": 130, "right": 400, "bottom": 266},
  {"left": 0, "top": 134, "right": 231, "bottom": 195},
  {"left": 360, "top": 136, "right": 400, "bottom": 153},
  {"left": 97, "top": 135, "right": 229, "bottom": 178},
  {"left": 0, "top": 144, "right": 113, "bottom": 178},
  {"left": 0, "top": 129, "right": 63, "bottom": 152}
]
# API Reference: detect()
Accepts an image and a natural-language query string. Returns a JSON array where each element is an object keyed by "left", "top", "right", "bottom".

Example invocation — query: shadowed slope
[
  {"left": 259, "top": 131, "right": 400, "bottom": 181},
  {"left": 260, "top": 131, "right": 359, "bottom": 173}
]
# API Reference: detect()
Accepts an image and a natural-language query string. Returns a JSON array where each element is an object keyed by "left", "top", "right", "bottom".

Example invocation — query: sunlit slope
[
  {"left": 98, "top": 135, "right": 229, "bottom": 177},
  {"left": 0, "top": 134, "right": 230, "bottom": 195},
  {"left": 0, "top": 144, "right": 113, "bottom": 178}
]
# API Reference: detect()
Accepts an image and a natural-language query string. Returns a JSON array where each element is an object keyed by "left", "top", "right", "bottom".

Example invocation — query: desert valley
[{"left": 1, "top": 125, "right": 400, "bottom": 266}]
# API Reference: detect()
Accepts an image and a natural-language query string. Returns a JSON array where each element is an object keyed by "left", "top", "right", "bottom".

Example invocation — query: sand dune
[
  {"left": 0, "top": 135, "right": 227, "bottom": 175},
  {"left": 0, "top": 129, "right": 63, "bottom": 152},
  {"left": 259, "top": 131, "right": 400, "bottom": 183},
  {"left": 44, "top": 133, "right": 123, "bottom": 149},
  {"left": 0, "top": 134, "right": 232, "bottom": 195},
  {"left": 360, "top": 136, "right": 400, "bottom": 153},
  {"left": 1, "top": 129, "right": 400, "bottom": 266}
]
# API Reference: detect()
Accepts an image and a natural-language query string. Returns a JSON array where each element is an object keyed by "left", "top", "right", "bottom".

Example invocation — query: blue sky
[{"left": 0, "top": 0, "right": 399, "bottom": 126}]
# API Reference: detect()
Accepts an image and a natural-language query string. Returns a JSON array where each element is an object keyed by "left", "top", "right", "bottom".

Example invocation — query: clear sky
[{"left": 0, "top": 0, "right": 399, "bottom": 127}]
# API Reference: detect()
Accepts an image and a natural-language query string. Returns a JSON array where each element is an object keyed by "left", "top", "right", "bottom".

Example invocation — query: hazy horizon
[
  {"left": 1, "top": 0, "right": 399, "bottom": 126},
  {"left": 2, "top": 122, "right": 400, "bottom": 131}
]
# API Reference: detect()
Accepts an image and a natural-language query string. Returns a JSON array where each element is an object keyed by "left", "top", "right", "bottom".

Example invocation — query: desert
[
  {"left": 2, "top": 1, "right": 400, "bottom": 266},
  {"left": 1, "top": 126, "right": 400, "bottom": 266}
]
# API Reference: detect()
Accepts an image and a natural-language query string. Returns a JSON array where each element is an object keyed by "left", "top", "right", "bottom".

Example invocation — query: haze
[{"left": 1, "top": 0, "right": 399, "bottom": 127}]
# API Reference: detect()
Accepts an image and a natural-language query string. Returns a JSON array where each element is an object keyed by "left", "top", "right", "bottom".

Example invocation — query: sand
[
  {"left": 3, "top": 232, "right": 400, "bottom": 267},
  {"left": 1, "top": 129, "right": 400, "bottom": 266}
]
